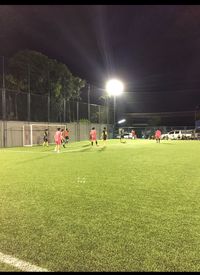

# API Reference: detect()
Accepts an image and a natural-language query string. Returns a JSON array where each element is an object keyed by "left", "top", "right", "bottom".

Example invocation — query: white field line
[
  {"left": 0, "top": 142, "right": 148, "bottom": 155},
  {"left": 0, "top": 147, "right": 91, "bottom": 154},
  {"left": 0, "top": 150, "right": 49, "bottom": 154},
  {"left": 0, "top": 251, "right": 48, "bottom": 272}
]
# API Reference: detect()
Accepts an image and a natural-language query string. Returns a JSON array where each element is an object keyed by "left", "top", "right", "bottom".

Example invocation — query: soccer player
[
  {"left": 155, "top": 129, "right": 161, "bottom": 143},
  {"left": 119, "top": 128, "right": 124, "bottom": 143},
  {"left": 102, "top": 127, "right": 108, "bottom": 144},
  {"left": 54, "top": 128, "right": 62, "bottom": 153},
  {"left": 131, "top": 129, "right": 135, "bottom": 139},
  {"left": 90, "top": 127, "right": 98, "bottom": 146},
  {"left": 43, "top": 129, "right": 49, "bottom": 147},
  {"left": 61, "top": 129, "right": 65, "bottom": 147},
  {"left": 62, "top": 128, "right": 69, "bottom": 148}
]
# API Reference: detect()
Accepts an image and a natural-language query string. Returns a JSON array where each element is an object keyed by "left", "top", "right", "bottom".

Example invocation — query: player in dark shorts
[
  {"left": 62, "top": 128, "right": 69, "bottom": 148},
  {"left": 43, "top": 129, "right": 49, "bottom": 147},
  {"left": 120, "top": 128, "right": 124, "bottom": 143},
  {"left": 102, "top": 127, "right": 108, "bottom": 144}
]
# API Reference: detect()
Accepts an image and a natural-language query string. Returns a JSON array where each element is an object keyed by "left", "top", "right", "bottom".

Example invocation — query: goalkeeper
[{"left": 43, "top": 129, "right": 49, "bottom": 147}]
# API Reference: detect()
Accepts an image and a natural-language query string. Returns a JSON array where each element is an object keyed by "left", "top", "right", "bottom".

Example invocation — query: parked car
[
  {"left": 191, "top": 128, "right": 200, "bottom": 140},
  {"left": 183, "top": 129, "right": 194, "bottom": 140},
  {"left": 161, "top": 133, "right": 169, "bottom": 140},
  {"left": 162, "top": 130, "right": 194, "bottom": 140},
  {"left": 196, "top": 129, "right": 200, "bottom": 140},
  {"left": 115, "top": 131, "right": 131, "bottom": 139}
]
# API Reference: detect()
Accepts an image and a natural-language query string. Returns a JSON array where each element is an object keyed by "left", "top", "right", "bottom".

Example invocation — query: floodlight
[
  {"left": 106, "top": 79, "right": 124, "bottom": 97},
  {"left": 118, "top": 119, "right": 126, "bottom": 124}
]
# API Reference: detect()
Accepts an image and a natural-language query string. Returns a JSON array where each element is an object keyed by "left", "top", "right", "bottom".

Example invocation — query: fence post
[
  {"left": 47, "top": 65, "right": 50, "bottom": 122},
  {"left": 48, "top": 94, "right": 50, "bottom": 122},
  {"left": 63, "top": 98, "right": 66, "bottom": 122},
  {"left": 99, "top": 105, "right": 101, "bottom": 139},
  {"left": 88, "top": 83, "right": 90, "bottom": 122},
  {"left": 2, "top": 56, "right": 6, "bottom": 120},
  {"left": 77, "top": 101, "right": 80, "bottom": 141},
  {"left": 107, "top": 97, "right": 109, "bottom": 125},
  {"left": 2, "top": 88, "right": 6, "bottom": 148},
  {"left": 27, "top": 64, "right": 31, "bottom": 122},
  {"left": 2, "top": 89, "right": 6, "bottom": 121},
  {"left": 2, "top": 56, "right": 6, "bottom": 147}
]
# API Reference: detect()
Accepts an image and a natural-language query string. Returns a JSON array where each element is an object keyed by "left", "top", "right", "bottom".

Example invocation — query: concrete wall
[{"left": 0, "top": 120, "right": 113, "bottom": 148}]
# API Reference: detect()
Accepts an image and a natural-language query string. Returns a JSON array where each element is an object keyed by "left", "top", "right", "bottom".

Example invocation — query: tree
[
  {"left": 3, "top": 50, "right": 86, "bottom": 122},
  {"left": 8, "top": 50, "right": 50, "bottom": 93},
  {"left": 48, "top": 59, "right": 86, "bottom": 122},
  {"left": 8, "top": 50, "right": 86, "bottom": 99}
]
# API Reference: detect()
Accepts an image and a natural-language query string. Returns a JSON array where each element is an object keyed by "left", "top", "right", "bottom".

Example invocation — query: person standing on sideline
[
  {"left": 155, "top": 129, "right": 161, "bottom": 143},
  {"left": 90, "top": 127, "right": 98, "bottom": 146},
  {"left": 102, "top": 127, "right": 108, "bottom": 144},
  {"left": 43, "top": 129, "right": 49, "bottom": 147},
  {"left": 54, "top": 128, "right": 62, "bottom": 153}
]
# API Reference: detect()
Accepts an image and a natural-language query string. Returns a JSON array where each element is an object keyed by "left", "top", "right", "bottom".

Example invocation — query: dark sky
[{"left": 1, "top": 5, "right": 200, "bottom": 113}]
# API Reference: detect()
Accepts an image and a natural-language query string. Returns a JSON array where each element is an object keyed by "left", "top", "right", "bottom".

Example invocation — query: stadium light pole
[{"left": 106, "top": 79, "right": 124, "bottom": 132}]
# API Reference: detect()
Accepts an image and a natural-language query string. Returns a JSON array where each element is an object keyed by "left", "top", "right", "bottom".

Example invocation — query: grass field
[{"left": 1, "top": 139, "right": 200, "bottom": 271}]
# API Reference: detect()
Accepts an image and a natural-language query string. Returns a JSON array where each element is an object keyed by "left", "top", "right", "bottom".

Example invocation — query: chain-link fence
[
  {"left": 0, "top": 121, "right": 114, "bottom": 148},
  {"left": 116, "top": 125, "right": 197, "bottom": 139},
  {"left": 0, "top": 56, "right": 114, "bottom": 124},
  {"left": 0, "top": 88, "right": 114, "bottom": 124}
]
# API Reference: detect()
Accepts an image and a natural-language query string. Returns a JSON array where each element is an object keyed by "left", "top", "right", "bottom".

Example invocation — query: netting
[
  {"left": 1, "top": 87, "right": 112, "bottom": 124},
  {"left": 23, "top": 123, "right": 66, "bottom": 146}
]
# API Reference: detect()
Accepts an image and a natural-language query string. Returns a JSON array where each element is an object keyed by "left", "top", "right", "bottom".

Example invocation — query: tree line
[
  {"left": 2, "top": 49, "right": 86, "bottom": 101},
  {"left": 0, "top": 50, "right": 90, "bottom": 121}
]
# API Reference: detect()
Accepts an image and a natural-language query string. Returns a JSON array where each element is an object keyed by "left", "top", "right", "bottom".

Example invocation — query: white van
[
  {"left": 166, "top": 130, "right": 193, "bottom": 140},
  {"left": 193, "top": 128, "right": 200, "bottom": 140},
  {"left": 184, "top": 129, "right": 194, "bottom": 139}
]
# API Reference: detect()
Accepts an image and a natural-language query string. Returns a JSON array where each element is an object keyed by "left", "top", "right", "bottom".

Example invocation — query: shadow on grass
[
  {"left": 16, "top": 153, "right": 53, "bottom": 164},
  {"left": 98, "top": 146, "right": 107, "bottom": 152},
  {"left": 82, "top": 144, "right": 91, "bottom": 148},
  {"left": 67, "top": 146, "right": 92, "bottom": 153}
]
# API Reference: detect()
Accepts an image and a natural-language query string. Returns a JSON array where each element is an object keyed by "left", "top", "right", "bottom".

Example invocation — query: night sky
[{"left": 1, "top": 5, "right": 200, "bottom": 114}]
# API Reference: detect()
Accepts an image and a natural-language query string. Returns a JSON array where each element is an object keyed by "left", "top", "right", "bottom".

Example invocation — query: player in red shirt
[
  {"left": 155, "top": 129, "right": 161, "bottom": 143},
  {"left": 54, "top": 128, "right": 62, "bottom": 153},
  {"left": 90, "top": 127, "right": 98, "bottom": 146},
  {"left": 131, "top": 129, "right": 135, "bottom": 139}
]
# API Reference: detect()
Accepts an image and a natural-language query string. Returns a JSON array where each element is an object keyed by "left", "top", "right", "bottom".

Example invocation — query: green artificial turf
[
  {"left": 0, "top": 262, "right": 21, "bottom": 272},
  {"left": 0, "top": 139, "right": 200, "bottom": 271}
]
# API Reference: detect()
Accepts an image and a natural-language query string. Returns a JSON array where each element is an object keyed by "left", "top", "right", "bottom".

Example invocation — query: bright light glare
[
  {"left": 118, "top": 119, "right": 126, "bottom": 124},
  {"left": 106, "top": 79, "right": 124, "bottom": 96}
]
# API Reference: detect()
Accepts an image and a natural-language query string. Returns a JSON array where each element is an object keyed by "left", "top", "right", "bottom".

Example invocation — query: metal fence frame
[
  {"left": 0, "top": 120, "right": 114, "bottom": 148},
  {"left": 0, "top": 88, "right": 113, "bottom": 125}
]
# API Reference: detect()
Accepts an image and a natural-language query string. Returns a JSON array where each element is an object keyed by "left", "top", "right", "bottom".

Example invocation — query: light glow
[
  {"left": 118, "top": 119, "right": 126, "bottom": 124},
  {"left": 106, "top": 79, "right": 124, "bottom": 96}
]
